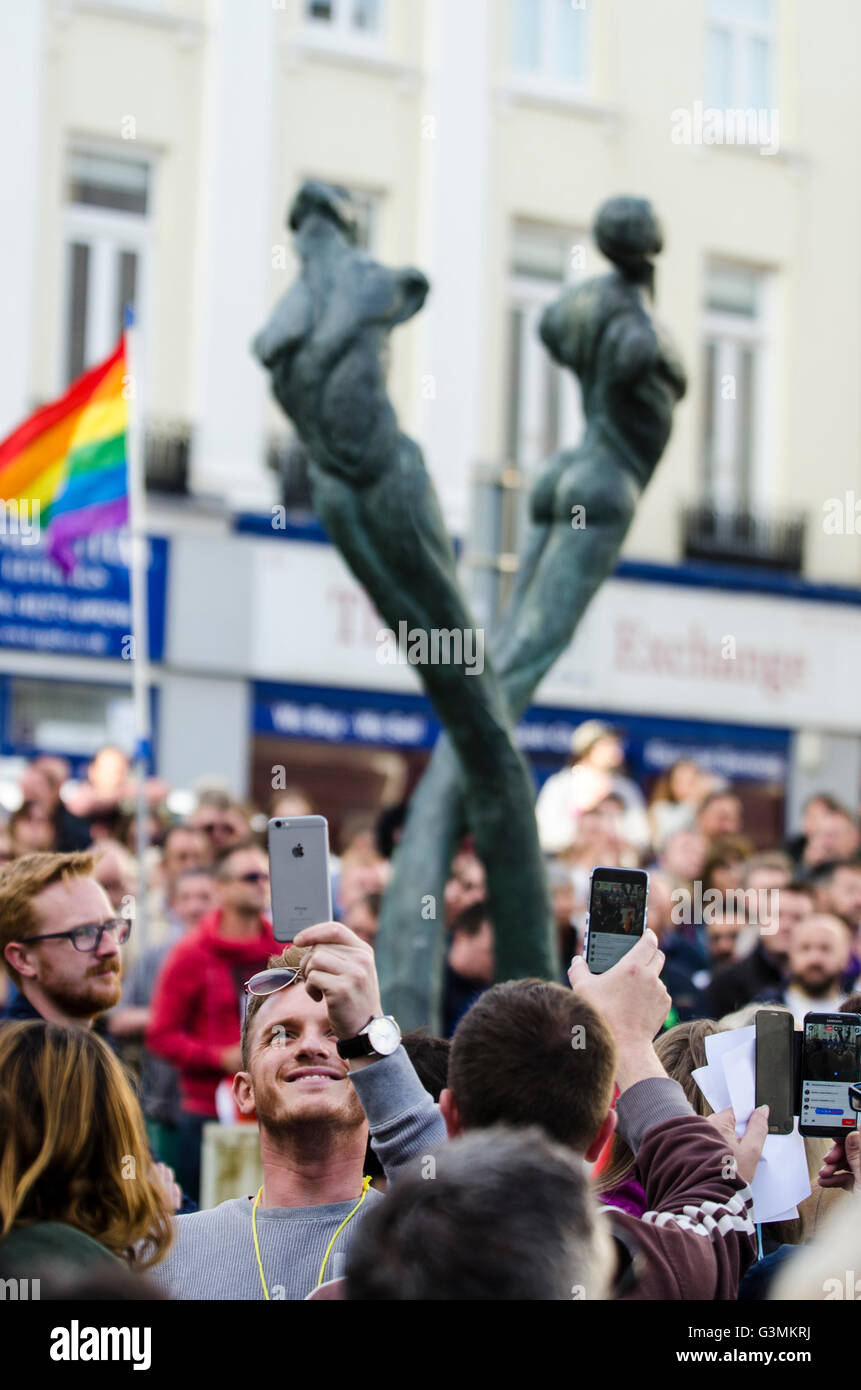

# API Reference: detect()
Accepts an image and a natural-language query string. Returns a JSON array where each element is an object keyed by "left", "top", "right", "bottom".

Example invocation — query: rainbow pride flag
[{"left": 0, "top": 337, "right": 129, "bottom": 571}]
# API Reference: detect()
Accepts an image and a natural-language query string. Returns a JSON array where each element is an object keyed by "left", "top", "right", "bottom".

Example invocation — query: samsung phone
[
  {"left": 268, "top": 815, "right": 332, "bottom": 943},
  {"left": 585, "top": 866, "right": 649, "bottom": 975},
  {"left": 799, "top": 1012, "right": 861, "bottom": 1139},
  {"left": 754, "top": 1009, "right": 795, "bottom": 1135}
]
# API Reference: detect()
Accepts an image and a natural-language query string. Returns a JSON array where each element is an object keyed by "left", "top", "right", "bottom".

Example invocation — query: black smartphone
[
  {"left": 799, "top": 1012, "right": 861, "bottom": 1139},
  {"left": 754, "top": 1009, "right": 795, "bottom": 1135},
  {"left": 585, "top": 866, "right": 649, "bottom": 975}
]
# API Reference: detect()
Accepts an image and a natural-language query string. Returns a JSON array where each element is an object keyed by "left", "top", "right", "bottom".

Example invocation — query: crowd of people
[{"left": 0, "top": 725, "right": 860, "bottom": 1302}]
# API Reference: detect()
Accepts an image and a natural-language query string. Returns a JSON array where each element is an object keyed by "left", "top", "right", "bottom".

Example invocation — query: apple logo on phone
[{"left": 292, "top": 843, "right": 304, "bottom": 859}]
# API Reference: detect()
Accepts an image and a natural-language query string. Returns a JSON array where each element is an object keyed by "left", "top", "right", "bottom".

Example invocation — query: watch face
[{"left": 367, "top": 1016, "right": 400, "bottom": 1056}]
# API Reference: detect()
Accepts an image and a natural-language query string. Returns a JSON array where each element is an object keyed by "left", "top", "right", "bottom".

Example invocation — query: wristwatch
[{"left": 337, "top": 1015, "right": 402, "bottom": 1060}]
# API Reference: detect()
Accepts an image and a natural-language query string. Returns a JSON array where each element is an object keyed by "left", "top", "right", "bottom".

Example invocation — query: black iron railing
[
  {"left": 266, "top": 434, "right": 315, "bottom": 513},
  {"left": 144, "top": 420, "right": 191, "bottom": 496},
  {"left": 681, "top": 503, "right": 806, "bottom": 573}
]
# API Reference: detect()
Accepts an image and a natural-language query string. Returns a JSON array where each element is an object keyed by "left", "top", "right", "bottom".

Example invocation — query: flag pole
[{"left": 124, "top": 305, "right": 150, "bottom": 957}]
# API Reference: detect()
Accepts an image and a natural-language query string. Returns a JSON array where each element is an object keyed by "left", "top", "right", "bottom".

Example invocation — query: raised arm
[{"left": 294, "top": 921, "right": 446, "bottom": 1179}]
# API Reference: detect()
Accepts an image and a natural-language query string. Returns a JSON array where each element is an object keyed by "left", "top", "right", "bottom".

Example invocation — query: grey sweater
[
  {"left": 148, "top": 1047, "right": 446, "bottom": 1301},
  {"left": 148, "top": 1048, "right": 717, "bottom": 1301}
]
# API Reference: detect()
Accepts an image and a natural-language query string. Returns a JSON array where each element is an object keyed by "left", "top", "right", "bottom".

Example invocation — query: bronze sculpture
[
  {"left": 374, "top": 195, "right": 687, "bottom": 1026},
  {"left": 253, "top": 181, "right": 556, "bottom": 1010}
]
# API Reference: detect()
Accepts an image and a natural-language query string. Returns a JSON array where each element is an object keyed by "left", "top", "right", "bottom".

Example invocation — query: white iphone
[{"left": 268, "top": 814, "right": 332, "bottom": 943}]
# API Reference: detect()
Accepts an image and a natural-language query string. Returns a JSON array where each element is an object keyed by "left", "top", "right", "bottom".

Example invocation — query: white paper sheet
[
  {"left": 692, "top": 1027, "right": 811, "bottom": 1225},
  {"left": 723, "top": 1036, "right": 756, "bottom": 1135},
  {"left": 704, "top": 1024, "right": 755, "bottom": 1070},
  {"left": 691, "top": 1063, "right": 731, "bottom": 1114}
]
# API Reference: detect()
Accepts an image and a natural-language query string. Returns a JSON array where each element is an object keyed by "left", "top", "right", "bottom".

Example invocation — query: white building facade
[{"left": 1, "top": 0, "right": 859, "bottom": 835}]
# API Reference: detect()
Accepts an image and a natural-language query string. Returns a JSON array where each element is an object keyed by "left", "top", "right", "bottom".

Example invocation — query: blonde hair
[
  {"left": 594, "top": 1019, "right": 720, "bottom": 1197},
  {"left": 0, "top": 851, "right": 94, "bottom": 987},
  {"left": 241, "top": 944, "right": 311, "bottom": 1070},
  {"left": 0, "top": 1022, "right": 173, "bottom": 1267}
]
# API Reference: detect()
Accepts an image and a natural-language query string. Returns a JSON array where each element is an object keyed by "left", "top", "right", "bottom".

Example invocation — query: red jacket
[{"left": 146, "top": 910, "right": 277, "bottom": 1116}]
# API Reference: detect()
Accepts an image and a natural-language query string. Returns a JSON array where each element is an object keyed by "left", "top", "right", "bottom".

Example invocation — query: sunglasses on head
[{"left": 245, "top": 965, "right": 302, "bottom": 997}]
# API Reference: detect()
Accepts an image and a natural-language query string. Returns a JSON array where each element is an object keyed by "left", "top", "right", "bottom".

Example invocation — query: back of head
[
  {"left": 448, "top": 979, "right": 616, "bottom": 1152},
  {"left": 346, "top": 1126, "right": 605, "bottom": 1300},
  {"left": 0, "top": 1021, "right": 172, "bottom": 1267},
  {"left": 402, "top": 1030, "right": 450, "bottom": 1101}
]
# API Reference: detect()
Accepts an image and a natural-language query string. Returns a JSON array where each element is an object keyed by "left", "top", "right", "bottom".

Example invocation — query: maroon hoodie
[{"left": 146, "top": 910, "right": 277, "bottom": 1116}]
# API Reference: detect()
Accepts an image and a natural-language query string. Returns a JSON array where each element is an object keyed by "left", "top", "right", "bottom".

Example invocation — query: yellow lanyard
[{"left": 251, "top": 1177, "right": 373, "bottom": 1299}]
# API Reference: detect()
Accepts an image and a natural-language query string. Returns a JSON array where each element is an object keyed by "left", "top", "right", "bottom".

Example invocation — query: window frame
[
  {"left": 509, "top": 0, "right": 591, "bottom": 98},
  {"left": 701, "top": 260, "right": 774, "bottom": 513},
  {"left": 705, "top": 0, "right": 777, "bottom": 111},
  {"left": 301, "top": 0, "right": 386, "bottom": 53},
  {"left": 469, "top": 220, "right": 590, "bottom": 622},
  {"left": 59, "top": 145, "right": 155, "bottom": 395}
]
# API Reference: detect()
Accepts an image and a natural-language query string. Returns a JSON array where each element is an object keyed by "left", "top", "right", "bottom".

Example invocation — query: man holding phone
[
  {"left": 146, "top": 839, "right": 276, "bottom": 1203},
  {"left": 300, "top": 921, "right": 767, "bottom": 1299},
  {"left": 148, "top": 928, "right": 445, "bottom": 1299},
  {"left": 149, "top": 915, "right": 766, "bottom": 1299}
]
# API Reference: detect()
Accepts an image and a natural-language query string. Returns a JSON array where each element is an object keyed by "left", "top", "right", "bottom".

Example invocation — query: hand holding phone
[
  {"left": 293, "top": 920, "right": 383, "bottom": 1043},
  {"left": 568, "top": 929, "right": 671, "bottom": 1056},
  {"left": 817, "top": 1130, "right": 861, "bottom": 1193}
]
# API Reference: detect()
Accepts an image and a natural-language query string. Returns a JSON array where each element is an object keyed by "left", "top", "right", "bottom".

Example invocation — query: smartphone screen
[
  {"left": 754, "top": 1009, "right": 795, "bottom": 1135},
  {"left": 268, "top": 815, "right": 332, "bottom": 943},
  {"left": 585, "top": 867, "right": 649, "bottom": 974},
  {"left": 799, "top": 1013, "right": 861, "bottom": 1138}
]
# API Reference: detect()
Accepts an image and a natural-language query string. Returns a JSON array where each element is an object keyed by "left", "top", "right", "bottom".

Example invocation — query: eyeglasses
[
  {"left": 234, "top": 871, "right": 270, "bottom": 885},
  {"left": 245, "top": 966, "right": 301, "bottom": 997},
  {"left": 199, "top": 822, "right": 236, "bottom": 836},
  {"left": 23, "top": 918, "right": 132, "bottom": 953}
]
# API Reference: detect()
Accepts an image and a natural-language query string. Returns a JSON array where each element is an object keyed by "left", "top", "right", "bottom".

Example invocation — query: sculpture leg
[
  {"left": 376, "top": 736, "right": 462, "bottom": 1030},
  {"left": 310, "top": 449, "right": 556, "bottom": 1014},
  {"left": 378, "top": 452, "right": 645, "bottom": 1024}
]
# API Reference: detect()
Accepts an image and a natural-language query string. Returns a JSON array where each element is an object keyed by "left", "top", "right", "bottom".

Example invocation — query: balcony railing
[
  {"left": 266, "top": 434, "right": 315, "bottom": 513},
  {"left": 681, "top": 503, "right": 807, "bottom": 573},
  {"left": 144, "top": 420, "right": 191, "bottom": 496}
]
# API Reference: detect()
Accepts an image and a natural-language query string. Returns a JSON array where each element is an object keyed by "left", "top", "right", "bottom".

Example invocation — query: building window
[
  {"left": 506, "top": 223, "right": 586, "bottom": 473},
  {"left": 62, "top": 150, "right": 152, "bottom": 385},
  {"left": 304, "top": 0, "right": 383, "bottom": 43},
  {"left": 8, "top": 678, "right": 135, "bottom": 760},
  {"left": 511, "top": 0, "right": 589, "bottom": 90},
  {"left": 701, "top": 261, "right": 770, "bottom": 511},
  {"left": 471, "top": 221, "right": 587, "bottom": 624},
  {"left": 706, "top": 0, "right": 776, "bottom": 111},
  {"left": 347, "top": 188, "right": 379, "bottom": 252}
]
